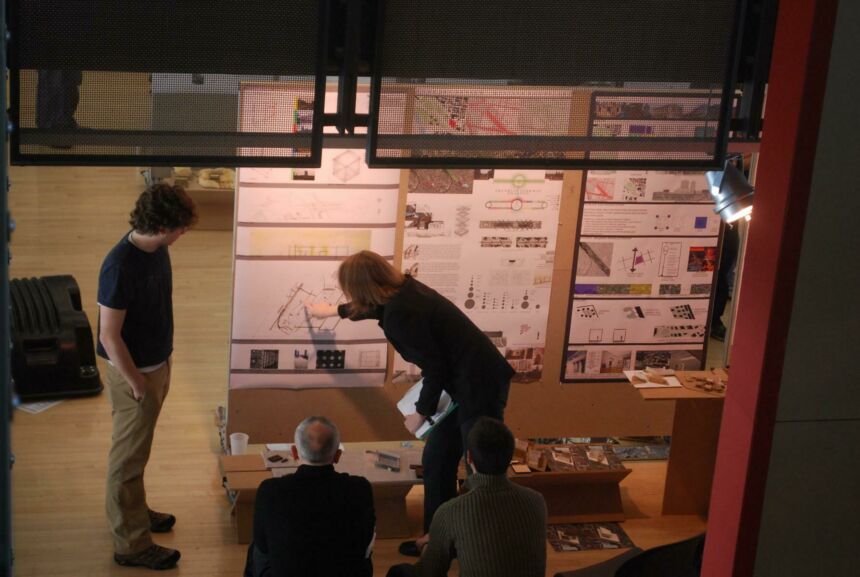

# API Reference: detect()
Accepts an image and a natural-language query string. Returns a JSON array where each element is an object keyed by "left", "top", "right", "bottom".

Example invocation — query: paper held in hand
[{"left": 396, "top": 378, "right": 458, "bottom": 440}]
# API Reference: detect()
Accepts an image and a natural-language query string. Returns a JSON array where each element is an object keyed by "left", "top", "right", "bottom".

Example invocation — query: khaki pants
[{"left": 104, "top": 360, "right": 171, "bottom": 554}]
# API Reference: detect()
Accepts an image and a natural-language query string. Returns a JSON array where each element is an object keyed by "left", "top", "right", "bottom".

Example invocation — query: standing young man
[{"left": 98, "top": 183, "right": 196, "bottom": 570}]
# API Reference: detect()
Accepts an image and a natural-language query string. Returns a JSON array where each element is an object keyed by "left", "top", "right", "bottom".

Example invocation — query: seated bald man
[{"left": 247, "top": 416, "right": 376, "bottom": 577}]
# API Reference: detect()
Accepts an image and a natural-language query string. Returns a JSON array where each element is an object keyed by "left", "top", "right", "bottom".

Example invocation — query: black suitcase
[{"left": 10, "top": 275, "right": 102, "bottom": 401}]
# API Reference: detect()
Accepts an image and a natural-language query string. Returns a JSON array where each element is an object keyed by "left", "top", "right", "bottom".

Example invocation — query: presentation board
[
  {"left": 231, "top": 84, "right": 401, "bottom": 389},
  {"left": 230, "top": 151, "right": 400, "bottom": 389},
  {"left": 563, "top": 170, "right": 720, "bottom": 382},
  {"left": 396, "top": 168, "right": 562, "bottom": 383}
]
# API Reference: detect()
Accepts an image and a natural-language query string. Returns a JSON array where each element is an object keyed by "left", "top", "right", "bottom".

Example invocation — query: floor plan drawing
[{"left": 270, "top": 281, "right": 344, "bottom": 335}]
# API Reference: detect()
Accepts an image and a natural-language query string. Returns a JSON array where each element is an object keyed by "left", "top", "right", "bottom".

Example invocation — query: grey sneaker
[{"left": 114, "top": 544, "right": 180, "bottom": 570}]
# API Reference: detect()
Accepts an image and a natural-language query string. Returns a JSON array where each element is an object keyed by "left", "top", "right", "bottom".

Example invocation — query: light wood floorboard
[{"left": 8, "top": 166, "right": 704, "bottom": 576}]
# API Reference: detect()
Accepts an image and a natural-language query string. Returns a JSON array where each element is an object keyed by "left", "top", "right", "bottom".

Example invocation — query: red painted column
[{"left": 701, "top": 1, "right": 839, "bottom": 575}]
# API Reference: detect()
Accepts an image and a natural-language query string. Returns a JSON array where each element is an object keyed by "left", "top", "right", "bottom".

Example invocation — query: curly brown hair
[{"left": 129, "top": 183, "right": 198, "bottom": 234}]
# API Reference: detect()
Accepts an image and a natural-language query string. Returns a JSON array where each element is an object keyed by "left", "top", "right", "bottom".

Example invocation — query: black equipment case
[{"left": 10, "top": 275, "right": 102, "bottom": 401}]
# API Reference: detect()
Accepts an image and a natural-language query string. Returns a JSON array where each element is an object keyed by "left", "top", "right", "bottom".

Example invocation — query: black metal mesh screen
[
  {"left": 370, "top": 0, "right": 742, "bottom": 169},
  {"left": 8, "top": 1, "right": 327, "bottom": 166}
]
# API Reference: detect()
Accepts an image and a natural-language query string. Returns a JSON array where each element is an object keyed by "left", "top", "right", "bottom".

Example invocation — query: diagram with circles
[{"left": 399, "top": 168, "right": 561, "bottom": 382}]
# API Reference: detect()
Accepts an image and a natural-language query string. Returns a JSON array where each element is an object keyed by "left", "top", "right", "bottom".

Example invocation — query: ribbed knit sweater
[{"left": 414, "top": 473, "right": 547, "bottom": 577}]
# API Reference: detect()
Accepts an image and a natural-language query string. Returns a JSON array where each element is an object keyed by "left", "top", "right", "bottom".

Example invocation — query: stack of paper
[
  {"left": 623, "top": 369, "right": 683, "bottom": 389},
  {"left": 396, "top": 378, "right": 458, "bottom": 439}
]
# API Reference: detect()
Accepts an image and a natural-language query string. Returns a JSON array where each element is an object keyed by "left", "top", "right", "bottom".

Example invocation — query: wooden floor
[{"left": 7, "top": 166, "right": 705, "bottom": 576}]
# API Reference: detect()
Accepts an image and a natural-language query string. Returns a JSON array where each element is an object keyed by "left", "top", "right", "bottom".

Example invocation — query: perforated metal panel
[
  {"left": 8, "top": 1, "right": 328, "bottom": 166},
  {"left": 369, "top": 0, "right": 743, "bottom": 169}
]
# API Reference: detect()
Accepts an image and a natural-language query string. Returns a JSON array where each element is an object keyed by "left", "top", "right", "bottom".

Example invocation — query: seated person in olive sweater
[
  {"left": 246, "top": 416, "right": 376, "bottom": 577},
  {"left": 387, "top": 418, "right": 547, "bottom": 577}
]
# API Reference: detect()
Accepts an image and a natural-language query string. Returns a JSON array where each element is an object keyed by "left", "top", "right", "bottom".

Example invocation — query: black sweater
[
  {"left": 339, "top": 276, "right": 514, "bottom": 420},
  {"left": 253, "top": 465, "right": 375, "bottom": 577}
]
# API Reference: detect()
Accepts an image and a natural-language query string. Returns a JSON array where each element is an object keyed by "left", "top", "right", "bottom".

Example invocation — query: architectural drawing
[
  {"left": 244, "top": 189, "right": 390, "bottom": 223},
  {"left": 578, "top": 242, "right": 613, "bottom": 277},
  {"left": 479, "top": 219, "right": 542, "bottom": 229},
  {"left": 576, "top": 305, "right": 599, "bottom": 319},
  {"left": 231, "top": 92, "right": 396, "bottom": 390},
  {"left": 670, "top": 304, "right": 696, "bottom": 320},
  {"left": 463, "top": 275, "right": 539, "bottom": 312},
  {"left": 619, "top": 248, "right": 655, "bottom": 273},
  {"left": 454, "top": 206, "right": 471, "bottom": 236},
  {"left": 515, "top": 237, "right": 548, "bottom": 248},
  {"left": 332, "top": 150, "right": 361, "bottom": 182},
  {"left": 270, "top": 280, "right": 344, "bottom": 335},
  {"left": 485, "top": 198, "right": 549, "bottom": 211},
  {"left": 623, "top": 177, "right": 647, "bottom": 201},
  {"left": 239, "top": 228, "right": 371, "bottom": 257},
  {"left": 653, "top": 325, "right": 706, "bottom": 340},
  {"left": 412, "top": 93, "right": 572, "bottom": 138},
  {"left": 358, "top": 350, "right": 382, "bottom": 368},
  {"left": 658, "top": 242, "right": 682, "bottom": 277},
  {"left": 250, "top": 349, "right": 279, "bottom": 370},
  {"left": 315, "top": 350, "right": 346, "bottom": 369},
  {"left": 408, "top": 169, "right": 474, "bottom": 194},
  {"left": 400, "top": 165, "right": 561, "bottom": 381}
]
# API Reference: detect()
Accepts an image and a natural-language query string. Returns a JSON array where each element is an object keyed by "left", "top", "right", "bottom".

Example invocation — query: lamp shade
[{"left": 705, "top": 161, "right": 754, "bottom": 223}]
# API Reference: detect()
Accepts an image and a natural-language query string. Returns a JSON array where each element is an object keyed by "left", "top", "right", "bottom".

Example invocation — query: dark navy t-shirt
[{"left": 97, "top": 232, "right": 174, "bottom": 367}]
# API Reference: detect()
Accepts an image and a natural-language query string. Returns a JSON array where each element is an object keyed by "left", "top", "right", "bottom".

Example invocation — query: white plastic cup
[{"left": 229, "top": 432, "right": 249, "bottom": 455}]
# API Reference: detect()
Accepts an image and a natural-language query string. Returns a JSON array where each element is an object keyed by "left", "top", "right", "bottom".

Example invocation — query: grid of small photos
[{"left": 563, "top": 168, "right": 721, "bottom": 382}]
